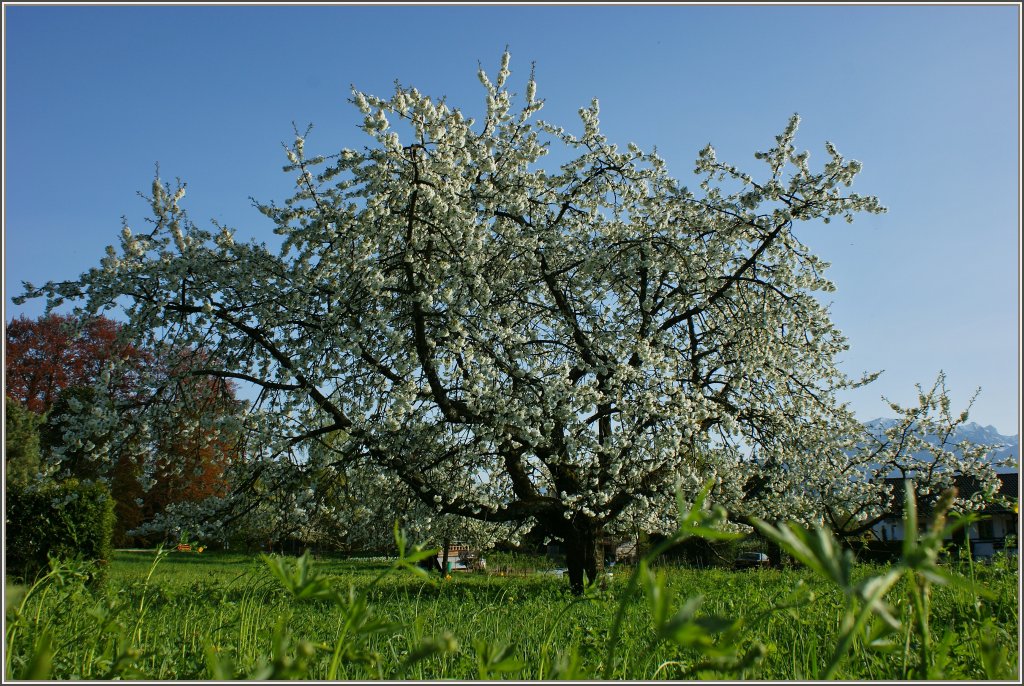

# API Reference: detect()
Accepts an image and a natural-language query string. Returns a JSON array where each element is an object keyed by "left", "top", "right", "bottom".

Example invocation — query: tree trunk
[
  {"left": 564, "top": 525, "right": 600, "bottom": 596},
  {"left": 441, "top": 537, "right": 450, "bottom": 576},
  {"left": 950, "top": 522, "right": 969, "bottom": 559},
  {"left": 765, "top": 536, "right": 783, "bottom": 569}
]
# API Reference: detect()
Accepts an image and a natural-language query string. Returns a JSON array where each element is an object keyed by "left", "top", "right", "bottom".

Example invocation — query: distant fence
[{"left": 488, "top": 566, "right": 537, "bottom": 577}]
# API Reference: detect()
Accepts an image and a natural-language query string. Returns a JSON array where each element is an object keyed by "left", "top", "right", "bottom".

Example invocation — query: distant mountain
[{"left": 863, "top": 418, "right": 1019, "bottom": 474}]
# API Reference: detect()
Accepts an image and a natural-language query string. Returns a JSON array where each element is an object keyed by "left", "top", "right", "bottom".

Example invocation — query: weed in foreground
[{"left": 5, "top": 482, "right": 1017, "bottom": 680}]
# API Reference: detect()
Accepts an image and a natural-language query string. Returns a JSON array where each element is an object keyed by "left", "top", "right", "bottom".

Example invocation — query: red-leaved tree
[
  {"left": 5, "top": 314, "right": 244, "bottom": 545},
  {"left": 5, "top": 313, "right": 148, "bottom": 414}
]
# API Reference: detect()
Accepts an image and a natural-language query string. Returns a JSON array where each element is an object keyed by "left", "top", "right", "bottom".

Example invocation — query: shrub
[
  {"left": 5, "top": 478, "right": 115, "bottom": 584},
  {"left": 4, "top": 396, "right": 43, "bottom": 489}
]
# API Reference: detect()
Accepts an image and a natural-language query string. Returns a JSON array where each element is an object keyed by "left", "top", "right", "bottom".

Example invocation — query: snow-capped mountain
[{"left": 863, "top": 418, "right": 1019, "bottom": 474}]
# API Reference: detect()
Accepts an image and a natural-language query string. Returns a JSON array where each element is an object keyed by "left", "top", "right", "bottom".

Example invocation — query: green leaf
[
  {"left": 752, "top": 519, "right": 853, "bottom": 591},
  {"left": 204, "top": 641, "right": 236, "bottom": 680},
  {"left": 654, "top": 595, "right": 702, "bottom": 643},
  {"left": 402, "top": 632, "right": 457, "bottom": 671},
  {"left": 17, "top": 630, "right": 53, "bottom": 680},
  {"left": 863, "top": 616, "right": 901, "bottom": 653},
  {"left": 775, "top": 579, "right": 816, "bottom": 618},
  {"left": 262, "top": 551, "right": 340, "bottom": 604},
  {"left": 474, "top": 639, "right": 526, "bottom": 679},
  {"left": 675, "top": 482, "right": 743, "bottom": 542},
  {"left": 641, "top": 564, "right": 674, "bottom": 630},
  {"left": 901, "top": 480, "right": 919, "bottom": 560},
  {"left": 550, "top": 646, "right": 588, "bottom": 680},
  {"left": 979, "top": 622, "right": 1014, "bottom": 680}
]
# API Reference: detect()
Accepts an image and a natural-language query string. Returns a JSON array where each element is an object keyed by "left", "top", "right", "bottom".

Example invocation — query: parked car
[{"left": 734, "top": 551, "right": 770, "bottom": 569}]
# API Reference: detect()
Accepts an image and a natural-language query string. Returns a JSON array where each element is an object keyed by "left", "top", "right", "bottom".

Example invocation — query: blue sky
[{"left": 3, "top": 4, "right": 1020, "bottom": 434}]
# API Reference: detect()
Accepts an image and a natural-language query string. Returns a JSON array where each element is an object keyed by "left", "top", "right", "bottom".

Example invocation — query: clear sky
[{"left": 3, "top": 3, "right": 1020, "bottom": 434}]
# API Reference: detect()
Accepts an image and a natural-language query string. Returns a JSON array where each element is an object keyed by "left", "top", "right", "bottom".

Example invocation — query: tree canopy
[
  {"left": 19, "top": 53, "right": 1004, "bottom": 591},
  {"left": 5, "top": 313, "right": 148, "bottom": 414},
  {"left": 5, "top": 313, "right": 244, "bottom": 545}
]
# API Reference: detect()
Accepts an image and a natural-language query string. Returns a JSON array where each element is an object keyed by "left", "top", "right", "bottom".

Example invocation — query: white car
[{"left": 734, "top": 551, "right": 770, "bottom": 569}]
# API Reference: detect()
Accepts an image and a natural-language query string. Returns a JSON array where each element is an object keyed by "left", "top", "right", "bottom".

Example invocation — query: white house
[{"left": 871, "top": 473, "right": 1018, "bottom": 558}]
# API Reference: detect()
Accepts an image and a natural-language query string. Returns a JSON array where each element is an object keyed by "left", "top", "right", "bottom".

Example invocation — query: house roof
[
  {"left": 882, "top": 472, "right": 1018, "bottom": 516},
  {"left": 999, "top": 472, "right": 1016, "bottom": 499}
]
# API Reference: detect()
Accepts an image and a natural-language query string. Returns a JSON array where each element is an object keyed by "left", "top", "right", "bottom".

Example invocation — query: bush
[
  {"left": 5, "top": 478, "right": 115, "bottom": 584},
  {"left": 4, "top": 396, "right": 43, "bottom": 489}
]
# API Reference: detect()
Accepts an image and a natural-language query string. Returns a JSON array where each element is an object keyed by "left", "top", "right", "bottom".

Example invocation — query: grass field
[{"left": 5, "top": 539, "right": 1019, "bottom": 680}]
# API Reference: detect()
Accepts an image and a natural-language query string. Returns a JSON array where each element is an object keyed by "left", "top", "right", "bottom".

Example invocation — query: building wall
[
  {"left": 873, "top": 514, "right": 1017, "bottom": 558},
  {"left": 872, "top": 519, "right": 905, "bottom": 543}
]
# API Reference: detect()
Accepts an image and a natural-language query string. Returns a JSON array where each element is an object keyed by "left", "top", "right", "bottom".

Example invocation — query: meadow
[{"left": 5, "top": 526, "right": 1019, "bottom": 680}]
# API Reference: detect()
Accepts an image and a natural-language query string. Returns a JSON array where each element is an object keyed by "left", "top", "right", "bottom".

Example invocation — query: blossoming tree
[{"left": 24, "top": 53, "right": 997, "bottom": 592}]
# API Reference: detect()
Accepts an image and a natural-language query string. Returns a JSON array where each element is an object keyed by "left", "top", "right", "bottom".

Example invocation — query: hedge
[{"left": 5, "top": 478, "right": 115, "bottom": 584}]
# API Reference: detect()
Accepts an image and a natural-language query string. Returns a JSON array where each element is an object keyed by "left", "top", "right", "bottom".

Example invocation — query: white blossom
[{"left": 19, "top": 53, "right": 997, "bottom": 583}]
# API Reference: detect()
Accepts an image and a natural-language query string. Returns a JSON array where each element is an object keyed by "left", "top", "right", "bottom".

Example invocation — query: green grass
[
  {"left": 4, "top": 549, "right": 1018, "bottom": 680},
  {"left": 6, "top": 499, "right": 1020, "bottom": 682}
]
